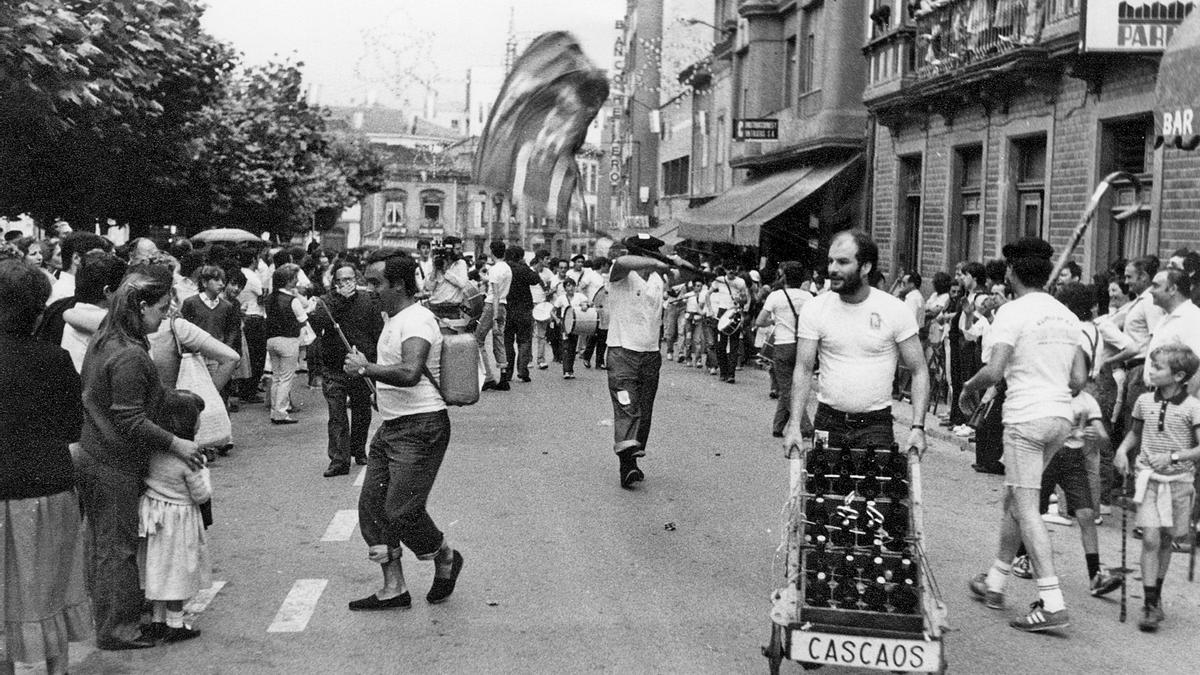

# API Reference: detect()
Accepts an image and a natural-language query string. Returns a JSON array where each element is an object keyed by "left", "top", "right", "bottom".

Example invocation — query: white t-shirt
[
  {"left": 797, "top": 287, "right": 919, "bottom": 412},
  {"left": 578, "top": 268, "right": 605, "bottom": 302},
  {"left": 987, "top": 292, "right": 1079, "bottom": 424},
  {"left": 762, "top": 288, "right": 812, "bottom": 345},
  {"left": 904, "top": 289, "right": 925, "bottom": 327},
  {"left": 239, "top": 268, "right": 265, "bottom": 318},
  {"left": 1064, "top": 391, "right": 1104, "bottom": 450},
  {"left": 606, "top": 268, "right": 665, "bottom": 353},
  {"left": 1144, "top": 300, "right": 1200, "bottom": 386},
  {"left": 488, "top": 260, "right": 512, "bottom": 304},
  {"left": 47, "top": 271, "right": 75, "bottom": 306},
  {"left": 375, "top": 304, "right": 445, "bottom": 418}
]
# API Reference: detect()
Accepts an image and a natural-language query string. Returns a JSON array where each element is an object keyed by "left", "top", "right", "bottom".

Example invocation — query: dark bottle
[
  {"left": 863, "top": 444, "right": 879, "bottom": 474},
  {"left": 885, "top": 469, "right": 908, "bottom": 500},
  {"left": 837, "top": 579, "right": 861, "bottom": 610},
  {"left": 894, "top": 549, "right": 916, "bottom": 584},
  {"left": 806, "top": 572, "right": 832, "bottom": 607},
  {"left": 890, "top": 578, "right": 919, "bottom": 614},
  {"left": 828, "top": 522, "right": 851, "bottom": 549},
  {"left": 809, "top": 539, "right": 832, "bottom": 578},
  {"left": 888, "top": 443, "right": 905, "bottom": 472},
  {"left": 833, "top": 552, "right": 858, "bottom": 582},
  {"left": 806, "top": 452, "right": 831, "bottom": 494},
  {"left": 807, "top": 497, "right": 829, "bottom": 529},
  {"left": 862, "top": 576, "right": 889, "bottom": 612},
  {"left": 859, "top": 467, "right": 881, "bottom": 501},
  {"left": 835, "top": 468, "right": 855, "bottom": 496},
  {"left": 863, "top": 552, "right": 887, "bottom": 582},
  {"left": 837, "top": 446, "right": 856, "bottom": 475}
]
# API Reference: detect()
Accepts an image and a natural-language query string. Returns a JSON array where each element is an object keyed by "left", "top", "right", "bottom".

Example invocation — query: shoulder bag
[
  {"left": 171, "top": 317, "right": 232, "bottom": 448},
  {"left": 759, "top": 289, "right": 801, "bottom": 363}
]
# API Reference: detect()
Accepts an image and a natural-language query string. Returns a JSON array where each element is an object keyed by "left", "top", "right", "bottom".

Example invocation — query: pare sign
[{"left": 1162, "top": 108, "right": 1196, "bottom": 137}]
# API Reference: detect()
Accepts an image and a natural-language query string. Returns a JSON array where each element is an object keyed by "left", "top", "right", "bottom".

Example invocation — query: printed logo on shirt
[{"left": 870, "top": 312, "right": 882, "bottom": 330}]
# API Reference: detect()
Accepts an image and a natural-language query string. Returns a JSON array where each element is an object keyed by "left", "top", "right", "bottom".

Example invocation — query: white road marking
[
  {"left": 268, "top": 579, "right": 327, "bottom": 633},
  {"left": 354, "top": 466, "right": 367, "bottom": 487},
  {"left": 184, "top": 580, "right": 227, "bottom": 613},
  {"left": 321, "top": 510, "right": 359, "bottom": 541}
]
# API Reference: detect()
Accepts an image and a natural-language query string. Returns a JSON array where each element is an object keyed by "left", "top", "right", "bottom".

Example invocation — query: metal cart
[{"left": 764, "top": 437, "right": 949, "bottom": 673}]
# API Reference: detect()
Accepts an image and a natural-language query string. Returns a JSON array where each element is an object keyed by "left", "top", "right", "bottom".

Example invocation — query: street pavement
[{"left": 33, "top": 357, "right": 1200, "bottom": 674}]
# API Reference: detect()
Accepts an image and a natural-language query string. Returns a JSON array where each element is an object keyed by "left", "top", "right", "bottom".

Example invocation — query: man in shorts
[{"left": 962, "top": 237, "right": 1088, "bottom": 633}]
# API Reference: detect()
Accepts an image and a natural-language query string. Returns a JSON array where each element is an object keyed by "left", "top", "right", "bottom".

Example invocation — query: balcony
[{"left": 914, "top": 0, "right": 1037, "bottom": 80}]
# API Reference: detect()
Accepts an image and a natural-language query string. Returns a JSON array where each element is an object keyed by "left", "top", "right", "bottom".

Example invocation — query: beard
[{"left": 831, "top": 271, "right": 864, "bottom": 296}]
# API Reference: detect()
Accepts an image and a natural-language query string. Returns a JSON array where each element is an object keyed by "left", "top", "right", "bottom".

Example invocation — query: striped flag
[{"left": 474, "top": 32, "right": 609, "bottom": 227}]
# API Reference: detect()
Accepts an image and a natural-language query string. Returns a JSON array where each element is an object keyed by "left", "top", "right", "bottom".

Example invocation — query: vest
[{"left": 265, "top": 291, "right": 301, "bottom": 339}]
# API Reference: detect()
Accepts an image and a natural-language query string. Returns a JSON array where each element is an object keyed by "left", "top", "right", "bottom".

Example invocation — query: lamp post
[{"left": 678, "top": 17, "right": 735, "bottom": 36}]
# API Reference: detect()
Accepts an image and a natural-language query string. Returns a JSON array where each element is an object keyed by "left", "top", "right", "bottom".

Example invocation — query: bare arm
[
  {"left": 609, "top": 254, "right": 670, "bottom": 283},
  {"left": 898, "top": 335, "right": 930, "bottom": 449},
  {"left": 1069, "top": 348, "right": 1088, "bottom": 396},
  {"left": 781, "top": 337, "right": 819, "bottom": 453},
  {"left": 349, "top": 336, "right": 430, "bottom": 388}
]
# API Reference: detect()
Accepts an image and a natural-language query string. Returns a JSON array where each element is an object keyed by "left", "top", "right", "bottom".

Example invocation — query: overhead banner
[{"left": 1084, "top": 0, "right": 1197, "bottom": 52}]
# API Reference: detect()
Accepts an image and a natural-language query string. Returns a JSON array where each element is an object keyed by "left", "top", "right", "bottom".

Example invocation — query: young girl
[
  {"left": 139, "top": 390, "right": 213, "bottom": 643},
  {"left": 555, "top": 277, "right": 589, "bottom": 379}
]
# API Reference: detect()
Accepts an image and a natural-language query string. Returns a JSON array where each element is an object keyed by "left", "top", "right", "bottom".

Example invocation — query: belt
[{"left": 816, "top": 402, "right": 893, "bottom": 426}]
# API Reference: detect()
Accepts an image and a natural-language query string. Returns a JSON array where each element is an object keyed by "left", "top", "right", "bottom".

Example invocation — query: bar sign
[{"left": 734, "top": 118, "right": 779, "bottom": 140}]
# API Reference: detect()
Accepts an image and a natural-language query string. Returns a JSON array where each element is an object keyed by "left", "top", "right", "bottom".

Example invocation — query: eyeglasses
[{"left": 335, "top": 277, "right": 357, "bottom": 284}]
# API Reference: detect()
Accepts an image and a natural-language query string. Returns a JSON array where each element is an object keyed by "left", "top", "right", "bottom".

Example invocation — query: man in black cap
[
  {"left": 605, "top": 233, "right": 699, "bottom": 488},
  {"left": 962, "top": 236, "right": 1088, "bottom": 634}
]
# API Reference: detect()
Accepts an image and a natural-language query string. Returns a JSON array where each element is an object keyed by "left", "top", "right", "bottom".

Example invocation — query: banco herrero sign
[{"left": 1084, "top": 0, "right": 1196, "bottom": 52}]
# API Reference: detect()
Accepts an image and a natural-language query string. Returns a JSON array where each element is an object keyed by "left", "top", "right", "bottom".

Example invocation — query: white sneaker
[
  {"left": 1048, "top": 492, "right": 1059, "bottom": 504},
  {"left": 1041, "top": 512, "right": 1075, "bottom": 526}
]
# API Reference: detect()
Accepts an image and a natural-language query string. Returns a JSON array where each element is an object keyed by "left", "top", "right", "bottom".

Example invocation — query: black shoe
[
  {"left": 619, "top": 452, "right": 644, "bottom": 489},
  {"left": 481, "top": 380, "right": 498, "bottom": 391},
  {"left": 140, "top": 622, "right": 169, "bottom": 641},
  {"left": 348, "top": 592, "right": 412, "bottom": 611},
  {"left": 97, "top": 636, "right": 158, "bottom": 650},
  {"left": 241, "top": 394, "right": 264, "bottom": 404},
  {"left": 427, "top": 550, "right": 464, "bottom": 604},
  {"left": 217, "top": 443, "right": 233, "bottom": 457},
  {"left": 971, "top": 463, "right": 1005, "bottom": 475},
  {"left": 354, "top": 455, "right": 368, "bottom": 466},
  {"left": 161, "top": 625, "right": 201, "bottom": 643},
  {"left": 771, "top": 430, "right": 784, "bottom": 438},
  {"left": 518, "top": 374, "right": 531, "bottom": 383},
  {"left": 271, "top": 418, "right": 299, "bottom": 425},
  {"left": 769, "top": 391, "right": 779, "bottom": 399},
  {"left": 493, "top": 381, "right": 511, "bottom": 391},
  {"left": 323, "top": 463, "right": 351, "bottom": 478}
]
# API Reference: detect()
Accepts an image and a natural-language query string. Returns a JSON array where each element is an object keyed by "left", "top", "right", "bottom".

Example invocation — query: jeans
[
  {"left": 267, "top": 336, "right": 300, "bottom": 419},
  {"left": 502, "top": 308, "right": 533, "bottom": 381},
  {"left": 813, "top": 402, "right": 895, "bottom": 449},
  {"left": 473, "top": 303, "right": 508, "bottom": 374},
  {"left": 562, "top": 333, "right": 578, "bottom": 374},
  {"left": 662, "top": 303, "right": 683, "bottom": 351},
  {"left": 358, "top": 410, "right": 451, "bottom": 559},
  {"left": 770, "top": 342, "right": 798, "bottom": 435},
  {"left": 606, "top": 347, "right": 662, "bottom": 456},
  {"left": 582, "top": 328, "right": 608, "bottom": 367},
  {"left": 322, "top": 370, "right": 374, "bottom": 466},
  {"left": 239, "top": 315, "right": 266, "bottom": 399},
  {"left": 75, "top": 451, "right": 144, "bottom": 643},
  {"left": 974, "top": 380, "right": 1006, "bottom": 468}
]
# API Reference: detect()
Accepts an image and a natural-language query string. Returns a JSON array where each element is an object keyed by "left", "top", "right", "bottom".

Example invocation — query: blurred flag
[{"left": 474, "top": 32, "right": 609, "bottom": 226}]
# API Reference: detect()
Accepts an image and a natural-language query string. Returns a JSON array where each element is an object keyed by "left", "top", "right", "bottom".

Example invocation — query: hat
[
  {"left": 441, "top": 235, "right": 462, "bottom": 246},
  {"left": 571, "top": 253, "right": 586, "bottom": 262},
  {"left": 622, "top": 232, "right": 664, "bottom": 252},
  {"left": 1002, "top": 236, "right": 1054, "bottom": 261},
  {"left": 749, "top": 270, "right": 761, "bottom": 283}
]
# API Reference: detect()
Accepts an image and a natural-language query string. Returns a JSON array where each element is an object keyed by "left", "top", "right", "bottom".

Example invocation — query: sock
[
  {"left": 1156, "top": 577, "right": 1165, "bottom": 600},
  {"left": 1145, "top": 585, "right": 1160, "bottom": 607},
  {"left": 1015, "top": 543, "right": 1027, "bottom": 559},
  {"left": 1036, "top": 576, "right": 1066, "bottom": 612},
  {"left": 166, "top": 609, "right": 184, "bottom": 629},
  {"left": 986, "top": 559, "right": 1011, "bottom": 593},
  {"left": 1085, "top": 553, "right": 1100, "bottom": 579}
]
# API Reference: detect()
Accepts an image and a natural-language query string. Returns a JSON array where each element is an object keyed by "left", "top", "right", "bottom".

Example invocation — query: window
[
  {"left": 493, "top": 194, "right": 505, "bottom": 223},
  {"left": 1013, "top": 135, "right": 1047, "bottom": 239},
  {"left": 1101, "top": 115, "right": 1154, "bottom": 260},
  {"left": 952, "top": 146, "right": 984, "bottom": 264},
  {"left": 799, "top": 5, "right": 821, "bottom": 94},
  {"left": 383, "top": 190, "right": 407, "bottom": 230},
  {"left": 898, "top": 155, "right": 922, "bottom": 272},
  {"left": 420, "top": 189, "right": 445, "bottom": 226},
  {"left": 784, "top": 36, "right": 797, "bottom": 106},
  {"left": 662, "top": 156, "right": 690, "bottom": 196}
]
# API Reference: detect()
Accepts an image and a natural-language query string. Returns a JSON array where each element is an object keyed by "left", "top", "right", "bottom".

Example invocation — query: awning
[
  {"left": 1156, "top": 9, "right": 1200, "bottom": 150},
  {"left": 676, "top": 155, "right": 860, "bottom": 245}
]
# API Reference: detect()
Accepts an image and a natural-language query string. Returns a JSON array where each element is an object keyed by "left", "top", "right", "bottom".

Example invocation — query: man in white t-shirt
[
  {"left": 343, "top": 252, "right": 464, "bottom": 611},
  {"left": 782, "top": 231, "right": 929, "bottom": 454},
  {"left": 606, "top": 233, "right": 698, "bottom": 489},
  {"left": 961, "top": 237, "right": 1088, "bottom": 634},
  {"left": 473, "top": 240, "right": 511, "bottom": 390},
  {"left": 754, "top": 261, "right": 812, "bottom": 436},
  {"left": 899, "top": 271, "right": 926, "bottom": 327}
]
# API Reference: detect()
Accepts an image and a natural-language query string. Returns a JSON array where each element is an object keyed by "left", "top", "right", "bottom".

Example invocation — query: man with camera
[{"left": 424, "top": 236, "right": 470, "bottom": 322}]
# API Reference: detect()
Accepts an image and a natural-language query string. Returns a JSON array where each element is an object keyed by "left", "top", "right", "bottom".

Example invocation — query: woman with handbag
[
  {"left": 755, "top": 262, "right": 813, "bottom": 437},
  {"left": 76, "top": 271, "right": 207, "bottom": 650}
]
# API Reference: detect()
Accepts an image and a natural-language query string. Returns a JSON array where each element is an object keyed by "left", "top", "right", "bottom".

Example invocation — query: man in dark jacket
[
  {"left": 501, "top": 245, "right": 541, "bottom": 384},
  {"left": 309, "top": 262, "right": 384, "bottom": 477}
]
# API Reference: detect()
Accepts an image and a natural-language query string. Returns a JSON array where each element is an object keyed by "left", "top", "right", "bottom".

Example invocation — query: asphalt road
[{"left": 35, "top": 358, "right": 1200, "bottom": 674}]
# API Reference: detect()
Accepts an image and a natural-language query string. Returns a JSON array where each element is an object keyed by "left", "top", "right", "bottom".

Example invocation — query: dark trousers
[
  {"left": 1120, "top": 364, "right": 1150, "bottom": 466},
  {"left": 715, "top": 328, "right": 742, "bottom": 380},
  {"left": 606, "top": 347, "right": 662, "bottom": 456},
  {"left": 322, "top": 370, "right": 373, "bottom": 466},
  {"left": 358, "top": 410, "right": 451, "bottom": 559},
  {"left": 949, "top": 338, "right": 981, "bottom": 425},
  {"left": 548, "top": 320, "right": 562, "bottom": 361},
  {"left": 974, "top": 380, "right": 1006, "bottom": 468},
  {"left": 582, "top": 328, "right": 608, "bottom": 367},
  {"left": 75, "top": 452, "right": 144, "bottom": 643},
  {"left": 813, "top": 402, "right": 895, "bottom": 449},
  {"left": 502, "top": 309, "right": 533, "bottom": 381},
  {"left": 239, "top": 315, "right": 267, "bottom": 398},
  {"left": 771, "top": 342, "right": 798, "bottom": 435},
  {"left": 562, "top": 333, "right": 578, "bottom": 374}
]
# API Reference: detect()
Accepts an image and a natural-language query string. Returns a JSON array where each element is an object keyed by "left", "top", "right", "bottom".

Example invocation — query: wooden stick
[{"left": 1049, "top": 171, "right": 1145, "bottom": 284}]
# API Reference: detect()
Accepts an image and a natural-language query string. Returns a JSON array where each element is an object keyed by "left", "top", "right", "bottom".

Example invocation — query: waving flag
[{"left": 474, "top": 32, "right": 609, "bottom": 226}]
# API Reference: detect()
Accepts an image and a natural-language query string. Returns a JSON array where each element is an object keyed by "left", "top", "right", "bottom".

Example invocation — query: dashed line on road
[
  {"left": 354, "top": 466, "right": 367, "bottom": 487},
  {"left": 321, "top": 510, "right": 359, "bottom": 541},
  {"left": 267, "top": 579, "right": 327, "bottom": 633},
  {"left": 184, "top": 580, "right": 227, "bottom": 614}
]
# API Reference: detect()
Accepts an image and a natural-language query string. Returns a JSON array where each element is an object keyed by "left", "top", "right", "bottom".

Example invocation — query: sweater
[
  {"left": 180, "top": 293, "right": 242, "bottom": 352},
  {"left": 309, "top": 290, "right": 383, "bottom": 371},
  {"left": 80, "top": 336, "right": 175, "bottom": 477},
  {"left": 0, "top": 334, "right": 82, "bottom": 499}
]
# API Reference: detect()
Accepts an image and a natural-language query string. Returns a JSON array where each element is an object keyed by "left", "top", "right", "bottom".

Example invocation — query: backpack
[{"left": 422, "top": 332, "right": 482, "bottom": 406}]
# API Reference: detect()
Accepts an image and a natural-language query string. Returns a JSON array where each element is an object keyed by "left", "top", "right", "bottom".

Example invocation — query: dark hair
[
  {"left": 221, "top": 264, "right": 243, "bottom": 289},
  {"left": 1063, "top": 260, "right": 1082, "bottom": 280},
  {"left": 834, "top": 229, "right": 882, "bottom": 285},
  {"left": 1055, "top": 282, "right": 1095, "bottom": 321},
  {"left": 984, "top": 259, "right": 1006, "bottom": 286},
  {"left": 272, "top": 249, "right": 293, "bottom": 268},
  {"left": 1008, "top": 256, "right": 1054, "bottom": 289},
  {"left": 179, "top": 250, "right": 207, "bottom": 278},
  {"left": 159, "top": 390, "right": 206, "bottom": 440},
  {"left": 75, "top": 251, "right": 127, "bottom": 304},
  {"left": 196, "top": 265, "right": 225, "bottom": 285},
  {"left": 59, "top": 232, "right": 109, "bottom": 272},
  {"left": 1167, "top": 268, "right": 1194, "bottom": 298},
  {"left": 961, "top": 261, "right": 987, "bottom": 288},
  {"left": 94, "top": 272, "right": 172, "bottom": 350},
  {"left": 0, "top": 259, "right": 52, "bottom": 334},
  {"left": 490, "top": 241, "right": 507, "bottom": 258},
  {"left": 781, "top": 261, "right": 805, "bottom": 287},
  {"left": 168, "top": 237, "right": 193, "bottom": 260},
  {"left": 12, "top": 236, "right": 39, "bottom": 258},
  {"left": 932, "top": 271, "right": 953, "bottom": 295},
  {"left": 905, "top": 270, "right": 923, "bottom": 289},
  {"left": 1128, "top": 255, "right": 1159, "bottom": 278},
  {"left": 272, "top": 263, "right": 299, "bottom": 291},
  {"left": 504, "top": 245, "right": 525, "bottom": 262},
  {"left": 381, "top": 254, "right": 420, "bottom": 296},
  {"left": 235, "top": 246, "right": 258, "bottom": 268}
]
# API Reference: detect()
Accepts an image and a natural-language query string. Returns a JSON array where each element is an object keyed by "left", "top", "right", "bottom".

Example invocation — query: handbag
[
  {"left": 171, "top": 318, "right": 232, "bottom": 448},
  {"left": 759, "top": 289, "right": 801, "bottom": 362}
]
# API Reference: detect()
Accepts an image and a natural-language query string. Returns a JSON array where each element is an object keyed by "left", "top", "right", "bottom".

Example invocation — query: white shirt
[
  {"left": 709, "top": 276, "right": 748, "bottom": 313},
  {"left": 429, "top": 259, "right": 469, "bottom": 305},
  {"left": 606, "top": 269, "right": 665, "bottom": 352},
  {"left": 531, "top": 268, "right": 551, "bottom": 304},
  {"left": 988, "top": 292, "right": 1079, "bottom": 424},
  {"left": 375, "top": 303, "right": 445, "bottom": 418},
  {"left": 797, "top": 287, "right": 919, "bottom": 413},
  {"left": 239, "top": 268, "right": 265, "bottom": 317},
  {"left": 577, "top": 268, "right": 605, "bottom": 302},
  {"left": 904, "top": 289, "right": 925, "bottom": 326},
  {"left": 762, "top": 288, "right": 812, "bottom": 345},
  {"left": 1144, "top": 300, "right": 1200, "bottom": 386},
  {"left": 488, "top": 260, "right": 512, "bottom": 304},
  {"left": 61, "top": 302, "right": 106, "bottom": 373},
  {"left": 47, "top": 271, "right": 75, "bottom": 306},
  {"left": 1124, "top": 290, "right": 1166, "bottom": 355}
]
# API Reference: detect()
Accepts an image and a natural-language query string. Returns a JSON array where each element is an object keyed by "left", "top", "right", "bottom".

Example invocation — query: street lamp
[{"left": 677, "top": 17, "right": 734, "bottom": 36}]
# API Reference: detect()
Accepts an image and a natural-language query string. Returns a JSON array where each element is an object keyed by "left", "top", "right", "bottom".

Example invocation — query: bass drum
[
  {"left": 532, "top": 301, "right": 554, "bottom": 322},
  {"left": 563, "top": 306, "right": 599, "bottom": 336},
  {"left": 716, "top": 308, "right": 743, "bottom": 336}
]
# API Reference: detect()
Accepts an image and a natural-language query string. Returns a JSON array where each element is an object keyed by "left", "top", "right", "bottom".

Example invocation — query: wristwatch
[
  {"left": 1171, "top": 452, "right": 1180, "bottom": 463},
  {"left": 357, "top": 366, "right": 367, "bottom": 377}
]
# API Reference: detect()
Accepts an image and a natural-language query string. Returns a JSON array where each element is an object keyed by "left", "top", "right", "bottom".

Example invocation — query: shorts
[
  {"left": 1002, "top": 417, "right": 1071, "bottom": 490},
  {"left": 1136, "top": 480, "right": 1195, "bottom": 538},
  {"left": 1039, "top": 446, "right": 1093, "bottom": 515}
]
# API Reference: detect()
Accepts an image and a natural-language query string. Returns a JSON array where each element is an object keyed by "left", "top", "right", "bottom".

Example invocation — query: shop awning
[
  {"left": 676, "top": 155, "right": 860, "bottom": 245},
  {"left": 1156, "top": 9, "right": 1200, "bottom": 150}
]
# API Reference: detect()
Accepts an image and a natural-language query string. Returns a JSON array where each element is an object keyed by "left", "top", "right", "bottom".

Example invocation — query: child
[
  {"left": 1115, "top": 344, "right": 1200, "bottom": 633},
  {"left": 554, "top": 277, "right": 589, "bottom": 379},
  {"left": 139, "top": 390, "right": 213, "bottom": 643}
]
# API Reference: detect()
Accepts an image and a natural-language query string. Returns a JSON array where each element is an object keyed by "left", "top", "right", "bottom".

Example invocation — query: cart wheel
[{"left": 762, "top": 623, "right": 784, "bottom": 675}]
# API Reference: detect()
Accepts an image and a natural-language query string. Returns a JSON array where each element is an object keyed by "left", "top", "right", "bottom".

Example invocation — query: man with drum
[
  {"left": 606, "top": 233, "right": 699, "bottom": 488},
  {"left": 781, "top": 230, "right": 929, "bottom": 454},
  {"left": 709, "top": 263, "right": 749, "bottom": 384},
  {"left": 555, "top": 276, "right": 589, "bottom": 379}
]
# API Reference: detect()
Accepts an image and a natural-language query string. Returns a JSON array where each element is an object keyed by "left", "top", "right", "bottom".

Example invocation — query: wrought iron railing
[{"left": 913, "top": 0, "right": 1042, "bottom": 79}]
